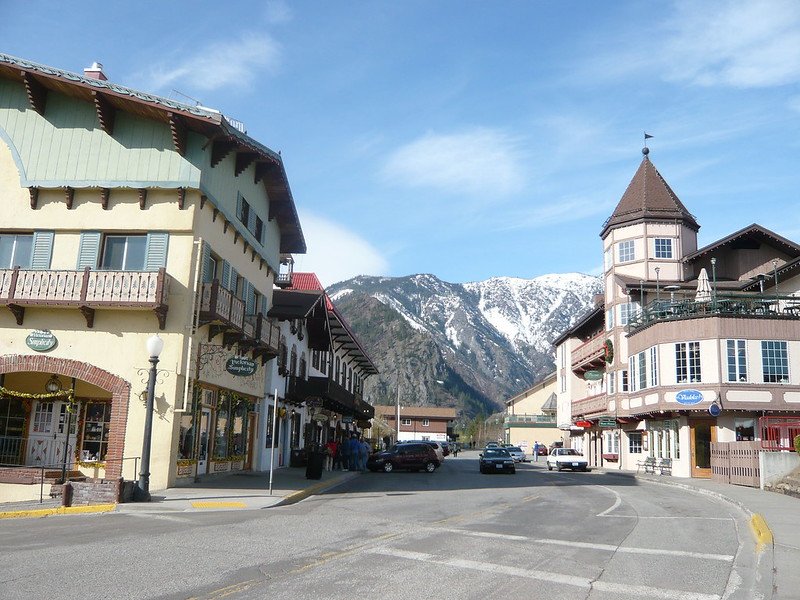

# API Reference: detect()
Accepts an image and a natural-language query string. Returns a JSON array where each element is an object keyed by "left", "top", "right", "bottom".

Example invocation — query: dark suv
[{"left": 367, "top": 443, "right": 441, "bottom": 473}]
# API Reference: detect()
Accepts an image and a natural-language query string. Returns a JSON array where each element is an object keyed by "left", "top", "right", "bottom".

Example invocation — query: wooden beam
[
  {"left": 177, "top": 187, "right": 186, "bottom": 210},
  {"left": 235, "top": 152, "right": 258, "bottom": 177},
  {"left": 29, "top": 187, "right": 39, "bottom": 210},
  {"left": 211, "top": 139, "right": 237, "bottom": 167},
  {"left": 92, "top": 91, "right": 115, "bottom": 135},
  {"left": 65, "top": 187, "right": 74, "bottom": 209},
  {"left": 168, "top": 112, "right": 187, "bottom": 156},
  {"left": 21, "top": 71, "right": 47, "bottom": 115},
  {"left": 138, "top": 188, "right": 147, "bottom": 209},
  {"left": 254, "top": 160, "right": 278, "bottom": 184},
  {"left": 100, "top": 188, "right": 110, "bottom": 210}
]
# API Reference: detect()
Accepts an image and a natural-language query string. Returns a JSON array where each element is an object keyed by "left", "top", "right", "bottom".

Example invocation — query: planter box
[
  {"left": 211, "top": 460, "right": 230, "bottom": 473},
  {"left": 230, "top": 460, "right": 244, "bottom": 471},
  {"left": 176, "top": 462, "right": 197, "bottom": 478}
]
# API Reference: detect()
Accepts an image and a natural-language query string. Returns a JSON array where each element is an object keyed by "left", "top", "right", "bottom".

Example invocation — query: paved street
[{"left": 1, "top": 453, "right": 769, "bottom": 600}]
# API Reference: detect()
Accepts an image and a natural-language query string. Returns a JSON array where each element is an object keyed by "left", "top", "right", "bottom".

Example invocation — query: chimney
[{"left": 83, "top": 62, "right": 108, "bottom": 81}]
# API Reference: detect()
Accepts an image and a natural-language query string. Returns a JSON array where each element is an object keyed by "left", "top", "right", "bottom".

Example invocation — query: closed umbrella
[{"left": 695, "top": 268, "right": 712, "bottom": 303}]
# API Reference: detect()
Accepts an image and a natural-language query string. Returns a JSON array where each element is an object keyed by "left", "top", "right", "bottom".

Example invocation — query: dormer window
[
  {"left": 654, "top": 238, "right": 673, "bottom": 259},
  {"left": 617, "top": 240, "right": 635, "bottom": 263}
]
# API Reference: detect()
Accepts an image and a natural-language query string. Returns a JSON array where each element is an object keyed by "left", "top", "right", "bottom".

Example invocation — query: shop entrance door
[
  {"left": 690, "top": 420, "right": 716, "bottom": 478},
  {"left": 245, "top": 413, "right": 257, "bottom": 470},
  {"left": 27, "top": 401, "right": 77, "bottom": 467},
  {"left": 197, "top": 408, "right": 211, "bottom": 475}
]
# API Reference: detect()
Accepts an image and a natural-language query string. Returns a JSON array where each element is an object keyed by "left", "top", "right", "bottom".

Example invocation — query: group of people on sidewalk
[{"left": 325, "top": 435, "right": 371, "bottom": 472}]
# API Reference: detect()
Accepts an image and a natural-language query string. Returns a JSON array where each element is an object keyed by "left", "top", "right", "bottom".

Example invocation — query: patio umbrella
[{"left": 695, "top": 268, "right": 712, "bottom": 303}]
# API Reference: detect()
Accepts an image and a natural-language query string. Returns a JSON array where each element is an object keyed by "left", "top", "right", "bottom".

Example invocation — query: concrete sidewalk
[
  {"left": 0, "top": 466, "right": 360, "bottom": 519},
  {"left": 595, "top": 466, "right": 799, "bottom": 600}
]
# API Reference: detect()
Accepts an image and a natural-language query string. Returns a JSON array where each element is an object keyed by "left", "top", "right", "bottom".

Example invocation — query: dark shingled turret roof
[{"left": 600, "top": 157, "right": 699, "bottom": 238}]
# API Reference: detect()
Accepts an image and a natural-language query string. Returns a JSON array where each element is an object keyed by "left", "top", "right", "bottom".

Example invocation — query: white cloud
[
  {"left": 293, "top": 213, "right": 389, "bottom": 287},
  {"left": 381, "top": 128, "right": 525, "bottom": 197},
  {"left": 661, "top": 0, "right": 800, "bottom": 88},
  {"left": 140, "top": 34, "right": 281, "bottom": 92}
]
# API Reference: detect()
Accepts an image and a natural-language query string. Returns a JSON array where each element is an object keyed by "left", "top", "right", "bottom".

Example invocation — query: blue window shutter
[
  {"left": 221, "top": 261, "right": 231, "bottom": 290},
  {"left": 245, "top": 281, "right": 256, "bottom": 314},
  {"left": 229, "top": 267, "right": 239, "bottom": 294},
  {"left": 76, "top": 232, "right": 101, "bottom": 269},
  {"left": 31, "top": 231, "right": 54, "bottom": 269},
  {"left": 201, "top": 242, "right": 214, "bottom": 283},
  {"left": 144, "top": 232, "right": 169, "bottom": 271},
  {"left": 237, "top": 194, "right": 245, "bottom": 223}
]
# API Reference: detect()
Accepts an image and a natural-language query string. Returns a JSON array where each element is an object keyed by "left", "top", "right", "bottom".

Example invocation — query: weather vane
[{"left": 643, "top": 132, "right": 653, "bottom": 156}]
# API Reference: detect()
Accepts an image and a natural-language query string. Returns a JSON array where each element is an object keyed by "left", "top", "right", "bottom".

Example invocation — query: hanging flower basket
[{"left": 603, "top": 339, "right": 614, "bottom": 364}]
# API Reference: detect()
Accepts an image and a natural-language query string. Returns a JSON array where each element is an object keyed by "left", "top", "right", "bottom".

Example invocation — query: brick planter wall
[{"left": 63, "top": 478, "right": 123, "bottom": 506}]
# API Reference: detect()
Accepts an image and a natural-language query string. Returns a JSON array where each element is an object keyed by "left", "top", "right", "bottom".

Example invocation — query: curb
[
  {"left": 0, "top": 503, "right": 117, "bottom": 520},
  {"left": 271, "top": 471, "right": 360, "bottom": 507},
  {"left": 750, "top": 513, "right": 774, "bottom": 553}
]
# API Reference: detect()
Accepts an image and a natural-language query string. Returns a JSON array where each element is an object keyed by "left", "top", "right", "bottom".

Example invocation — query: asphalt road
[{"left": 1, "top": 452, "right": 763, "bottom": 600}]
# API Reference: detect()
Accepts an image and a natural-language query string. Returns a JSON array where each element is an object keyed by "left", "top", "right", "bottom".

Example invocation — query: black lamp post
[
  {"left": 135, "top": 334, "right": 164, "bottom": 501},
  {"left": 772, "top": 259, "right": 780, "bottom": 307},
  {"left": 710, "top": 257, "right": 717, "bottom": 310}
]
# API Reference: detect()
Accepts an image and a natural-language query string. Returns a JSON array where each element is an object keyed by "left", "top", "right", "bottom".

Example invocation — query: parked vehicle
[
  {"left": 485, "top": 442, "right": 500, "bottom": 449},
  {"left": 440, "top": 441, "right": 451, "bottom": 457},
  {"left": 368, "top": 443, "right": 441, "bottom": 473},
  {"left": 400, "top": 440, "right": 445, "bottom": 462},
  {"left": 533, "top": 445, "right": 548, "bottom": 456},
  {"left": 505, "top": 446, "right": 527, "bottom": 462},
  {"left": 478, "top": 448, "right": 516, "bottom": 474},
  {"left": 546, "top": 447, "right": 588, "bottom": 472}
]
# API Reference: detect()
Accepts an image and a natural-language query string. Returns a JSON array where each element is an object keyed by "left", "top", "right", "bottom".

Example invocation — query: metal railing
[
  {"left": 504, "top": 414, "right": 557, "bottom": 425},
  {"left": 760, "top": 416, "right": 800, "bottom": 451},
  {"left": 628, "top": 292, "right": 800, "bottom": 332}
]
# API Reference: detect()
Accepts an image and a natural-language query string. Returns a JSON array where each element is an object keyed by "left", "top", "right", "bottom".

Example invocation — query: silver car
[{"left": 505, "top": 446, "right": 527, "bottom": 462}]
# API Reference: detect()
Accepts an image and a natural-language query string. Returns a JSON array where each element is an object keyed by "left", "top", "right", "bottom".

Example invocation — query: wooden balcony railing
[
  {"left": 0, "top": 267, "right": 169, "bottom": 329},
  {"left": 571, "top": 394, "right": 608, "bottom": 418},
  {"left": 571, "top": 334, "right": 605, "bottom": 370},
  {"left": 199, "top": 281, "right": 245, "bottom": 330}
]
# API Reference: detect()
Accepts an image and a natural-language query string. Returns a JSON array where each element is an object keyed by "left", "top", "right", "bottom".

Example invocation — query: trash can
[
  {"left": 290, "top": 448, "right": 307, "bottom": 468},
  {"left": 305, "top": 450, "right": 324, "bottom": 480}
]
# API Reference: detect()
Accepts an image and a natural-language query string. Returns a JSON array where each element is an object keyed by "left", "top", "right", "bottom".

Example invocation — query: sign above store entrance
[
  {"left": 26, "top": 330, "right": 57, "bottom": 352},
  {"left": 675, "top": 389, "right": 704, "bottom": 405}
]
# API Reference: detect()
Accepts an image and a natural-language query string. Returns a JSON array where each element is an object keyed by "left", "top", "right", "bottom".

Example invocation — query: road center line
[
  {"left": 368, "top": 547, "right": 721, "bottom": 600},
  {"left": 433, "top": 527, "right": 734, "bottom": 561}
]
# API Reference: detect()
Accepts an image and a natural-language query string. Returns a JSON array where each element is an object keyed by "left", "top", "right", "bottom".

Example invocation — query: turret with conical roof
[{"left": 600, "top": 154, "right": 699, "bottom": 239}]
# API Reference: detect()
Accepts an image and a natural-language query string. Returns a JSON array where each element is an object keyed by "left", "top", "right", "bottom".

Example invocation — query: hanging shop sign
[
  {"left": 26, "top": 330, "right": 57, "bottom": 352},
  {"left": 225, "top": 356, "right": 257, "bottom": 377},
  {"left": 599, "top": 418, "right": 617, "bottom": 428},
  {"left": 341, "top": 415, "right": 354, "bottom": 424},
  {"left": 305, "top": 396, "right": 324, "bottom": 409},
  {"left": 574, "top": 420, "right": 593, "bottom": 428},
  {"left": 675, "top": 389, "right": 704, "bottom": 405},
  {"left": 584, "top": 370, "right": 604, "bottom": 381},
  {"left": 708, "top": 403, "right": 722, "bottom": 417}
]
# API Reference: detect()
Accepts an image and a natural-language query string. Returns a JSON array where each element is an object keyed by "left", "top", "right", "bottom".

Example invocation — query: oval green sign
[
  {"left": 584, "top": 369, "right": 604, "bottom": 381},
  {"left": 225, "top": 356, "right": 257, "bottom": 376},
  {"left": 26, "top": 330, "right": 57, "bottom": 352}
]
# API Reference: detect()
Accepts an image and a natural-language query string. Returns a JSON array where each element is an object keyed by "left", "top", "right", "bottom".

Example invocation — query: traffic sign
[{"left": 599, "top": 418, "right": 616, "bottom": 428}]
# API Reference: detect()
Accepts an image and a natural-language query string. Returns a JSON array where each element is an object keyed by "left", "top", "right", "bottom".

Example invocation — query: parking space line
[
  {"left": 368, "top": 546, "right": 721, "bottom": 600},
  {"left": 433, "top": 527, "right": 734, "bottom": 561}
]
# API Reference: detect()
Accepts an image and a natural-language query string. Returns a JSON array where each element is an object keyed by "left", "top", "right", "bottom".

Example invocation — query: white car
[
  {"left": 505, "top": 446, "right": 527, "bottom": 462},
  {"left": 546, "top": 447, "right": 589, "bottom": 472}
]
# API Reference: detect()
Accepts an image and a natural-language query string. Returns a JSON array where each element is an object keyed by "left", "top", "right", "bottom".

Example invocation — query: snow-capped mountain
[{"left": 328, "top": 273, "right": 602, "bottom": 418}]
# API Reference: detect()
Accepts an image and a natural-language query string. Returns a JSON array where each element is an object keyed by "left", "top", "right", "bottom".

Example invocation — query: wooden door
[{"left": 690, "top": 419, "right": 717, "bottom": 478}]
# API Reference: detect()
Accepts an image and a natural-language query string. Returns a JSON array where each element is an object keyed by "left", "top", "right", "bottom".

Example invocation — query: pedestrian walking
[
  {"left": 340, "top": 434, "right": 351, "bottom": 470},
  {"left": 349, "top": 434, "right": 361, "bottom": 470},
  {"left": 533, "top": 440, "right": 540, "bottom": 462},
  {"left": 359, "top": 438, "right": 370, "bottom": 471}
]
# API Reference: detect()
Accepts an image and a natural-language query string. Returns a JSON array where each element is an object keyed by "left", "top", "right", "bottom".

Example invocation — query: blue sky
[{"left": 3, "top": 1, "right": 800, "bottom": 286}]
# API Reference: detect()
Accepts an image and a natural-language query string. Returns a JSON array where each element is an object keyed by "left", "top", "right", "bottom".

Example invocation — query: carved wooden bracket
[
  {"left": 79, "top": 306, "right": 96, "bottom": 328},
  {"left": 65, "top": 187, "right": 74, "bottom": 209},
  {"left": 234, "top": 231, "right": 240, "bottom": 245},
  {"left": 212, "top": 208, "right": 219, "bottom": 222},
  {"left": 177, "top": 187, "right": 186, "bottom": 210},
  {"left": 154, "top": 305, "right": 168, "bottom": 331},
  {"left": 254, "top": 161, "right": 278, "bottom": 184},
  {"left": 200, "top": 194, "right": 207, "bottom": 210},
  {"left": 223, "top": 220, "right": 229, "bottom": 234},
  {"left": 235, "top": 152, "right": 258, "bottom": 177},
  {"left": 138, "top": 188, "right": 147, "bottom": 209},
  {"left": 100, "top": 188, "right": 110, "bottom": 210},
  {"left": 168, "top": 112, "right": 187, "bottom": 156},
  {"left": 29, "top": 187, "right": 39, "bottom": 210},
  {"left": 92, "top": 91, "right": 115, "bottom": 135},
  {"left": 8, "top": 304, "right": 25, "bottom": 326},
  {"left": 22, "top": 71, "right": 47, "bottom": 115},
  {"left": 211, "top": 139, "right": 236, "bottom": 168}
]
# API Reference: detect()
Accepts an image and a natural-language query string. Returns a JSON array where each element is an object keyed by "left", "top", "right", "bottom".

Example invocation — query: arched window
[{"left": 290, "top": 345, "right": 298, "bottom": 376}]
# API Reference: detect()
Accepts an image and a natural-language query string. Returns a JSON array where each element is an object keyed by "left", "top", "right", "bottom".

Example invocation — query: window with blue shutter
[
  {"left": 30, "top": 231, "right": 54, "bottom": 269},
  {"left": 201, "top": 242, "right": 214, "bottom": 283},
  {"left": 221, "top": 261, "right": 231, "bottom": 290},
  {"left": 76, "top": 232, "right": 102, "bottom": 269},
  {"left": 144, "top": 232, "right": 169, "bottom": 271}
]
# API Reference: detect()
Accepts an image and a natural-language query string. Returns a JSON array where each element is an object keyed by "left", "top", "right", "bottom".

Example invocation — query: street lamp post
[
  {"left": 135, "top": 334, "right": 164, "bottom": 501},
  {"left": 710, "top": 258, "right": 717, "bottom": 310},
  {"left": 655, "top": 267, "right": 661, "bottom": 302},
  {"left": 772, "top": 259, "right": 780, "bottom": 308}
]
